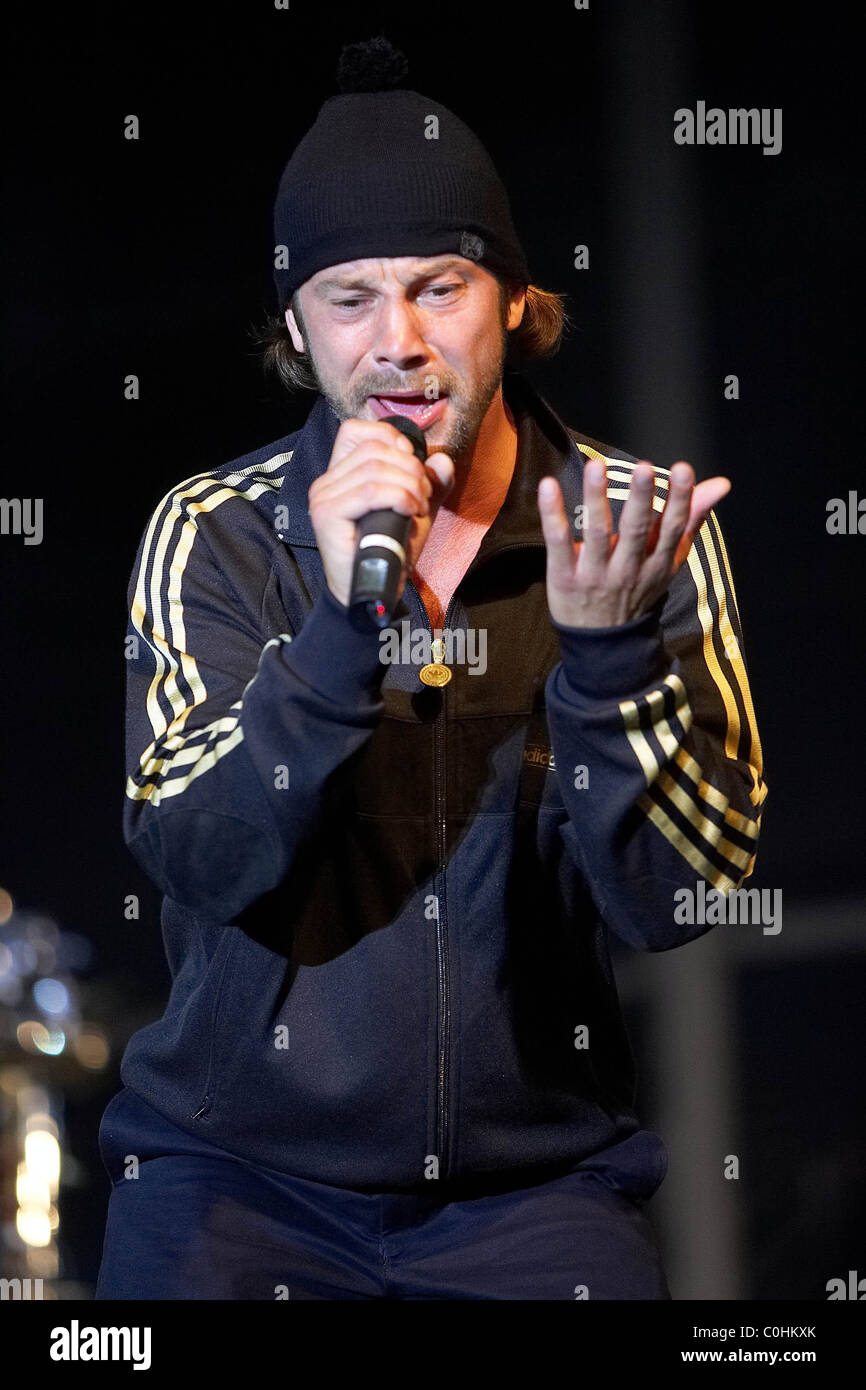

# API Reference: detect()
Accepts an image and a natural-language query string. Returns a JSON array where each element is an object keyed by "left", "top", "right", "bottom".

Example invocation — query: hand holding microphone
[
  {"left": 308, "top": 416, "right": 455, "bottom": 627},
  {"left": 348, "top": 415, "right": 431, "bottom": 628}
]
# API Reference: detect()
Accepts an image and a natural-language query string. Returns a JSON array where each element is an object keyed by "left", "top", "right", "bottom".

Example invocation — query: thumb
[{"left": 424, "top": 450, "right": 456, "bottom": 504}]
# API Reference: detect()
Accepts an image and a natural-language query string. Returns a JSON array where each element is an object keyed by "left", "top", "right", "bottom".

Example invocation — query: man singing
[{"left": 96, "top": 37, "right": 766, "bottom": 1300}]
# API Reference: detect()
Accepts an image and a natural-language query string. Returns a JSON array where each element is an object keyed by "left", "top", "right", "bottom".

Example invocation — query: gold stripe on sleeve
[{"left": 126, "top": 454, "right": 290, "bottom": 804}]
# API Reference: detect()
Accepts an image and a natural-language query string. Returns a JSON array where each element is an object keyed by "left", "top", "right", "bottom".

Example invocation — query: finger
[
  {"left": 648, "top": 462, "right": 695, "bottom": 568},
  {"left": 424, "top": 450, "right": 456, "bottom": 504},
  {"left": 323, "top": 437, "right": 424, "bottom": 485},
  {"left": 644, "top": 508, "right": 664, "bottom": 557},
  {"left": 609, "top": 462, "right": 659, "bottom": 579},
  {"left": 538, "top": 476, "right": 578, "bottom": 591},
  {"left": 577, "top": 459, "right": 613, "bottom": 575},
  {"left": 329, "top": 418, "right": 417, "bottom": 469},
  {"left": 671, "top": 476, "right": 731, "bottom": 570},
  {"left": 316, "top": 463, "right": 431, "bottom": 518}
]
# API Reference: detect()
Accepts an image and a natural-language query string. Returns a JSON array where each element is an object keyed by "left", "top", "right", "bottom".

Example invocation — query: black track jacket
[{"left": 118, "top": 368, "right": 766, "bottom": 1194}]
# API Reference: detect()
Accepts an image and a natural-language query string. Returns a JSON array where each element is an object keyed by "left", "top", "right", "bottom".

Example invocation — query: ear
[
  {"left": 507, "top": 285, "right": 527, "bottom": 332},
  {"left": 285, "top": 306, "right": 305, "bottom": 353}
]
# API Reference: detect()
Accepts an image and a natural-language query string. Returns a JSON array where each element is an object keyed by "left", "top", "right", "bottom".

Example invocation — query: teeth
[{"left": 381, "top": 397, "right": 442, "bottom": 419}]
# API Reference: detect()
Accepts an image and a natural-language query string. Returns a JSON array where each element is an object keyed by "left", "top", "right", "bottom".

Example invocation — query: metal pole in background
[{"left": 599, "top": 0, "right": 741, "bottom": 1298}]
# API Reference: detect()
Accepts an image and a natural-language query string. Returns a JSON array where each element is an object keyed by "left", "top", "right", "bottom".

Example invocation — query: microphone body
[{"left": 348, "top": 415, "right": 426, "bottom": 630}]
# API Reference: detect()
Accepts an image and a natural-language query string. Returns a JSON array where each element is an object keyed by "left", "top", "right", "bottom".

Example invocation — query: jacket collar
[{"left": 275, "top": 368, "right": 586, "bottom": 561}]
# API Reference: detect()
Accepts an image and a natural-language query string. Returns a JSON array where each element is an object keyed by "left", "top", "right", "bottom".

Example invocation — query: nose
[{"left": 372, "top": 298, "right": 430, "bottom": 375}]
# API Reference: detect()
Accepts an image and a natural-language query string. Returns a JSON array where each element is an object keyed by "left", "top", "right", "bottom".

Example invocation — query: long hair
[{"left": 250, "top": 277, "right": 572, "bottom": 395}]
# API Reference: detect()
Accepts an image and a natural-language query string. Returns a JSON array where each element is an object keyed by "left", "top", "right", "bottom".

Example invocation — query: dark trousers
[{"left": 95, "top": 1087, "right": 671, "bottom": 1300}]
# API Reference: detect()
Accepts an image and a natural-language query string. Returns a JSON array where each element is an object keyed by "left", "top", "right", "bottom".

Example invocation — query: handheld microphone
[{"left": 348, "top": 414, "right": 427, "bottom": 631}]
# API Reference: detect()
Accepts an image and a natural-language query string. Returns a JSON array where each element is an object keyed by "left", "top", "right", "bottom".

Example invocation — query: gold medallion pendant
[
  {"left": 419, "top": 638, "right": 452, "bottom": 687},
  {"left": 419, "top": 663, "right": 451, "bottom": 687}
]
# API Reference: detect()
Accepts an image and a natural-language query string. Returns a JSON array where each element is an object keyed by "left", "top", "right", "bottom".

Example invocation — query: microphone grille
[{"left": 382, "top": 412, "right": 426, "bottom": 461}]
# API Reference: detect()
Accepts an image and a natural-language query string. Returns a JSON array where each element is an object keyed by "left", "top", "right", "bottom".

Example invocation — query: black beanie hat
[{"left": 272, "top": 36, "right": 530, "bottom": 314}]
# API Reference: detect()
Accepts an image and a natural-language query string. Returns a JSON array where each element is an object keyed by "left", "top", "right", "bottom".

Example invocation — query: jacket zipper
[
  {"left": 410, "top": 539, "right": 543, "bottom": 1182},
  {"left": 404, "top": 577, "right": 453, "bottom": 1181},
  {"left": 436, "top": 586, "right": 458, "bottom": 1184},
  {"left": 434, "top": 674, "right": 449, "bottom": 1179}
]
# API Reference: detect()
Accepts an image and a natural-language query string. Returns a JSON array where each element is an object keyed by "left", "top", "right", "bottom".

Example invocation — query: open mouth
[{"left": 368, "top": 393, "right": 448, "bottom": 427}]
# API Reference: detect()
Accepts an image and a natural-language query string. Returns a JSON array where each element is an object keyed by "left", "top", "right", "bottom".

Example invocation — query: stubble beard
[{"left": 305, "top": 319, "right": 509, "bottom": 473}]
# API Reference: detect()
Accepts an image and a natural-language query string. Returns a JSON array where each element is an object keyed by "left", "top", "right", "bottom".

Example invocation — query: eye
[{"left": 332, "top": 284, "right": 460, "bottom": 311}]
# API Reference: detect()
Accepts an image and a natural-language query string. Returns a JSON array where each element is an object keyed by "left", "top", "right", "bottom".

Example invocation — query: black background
[{"left": 1, "top": 0, "right": 863, "bottom": 1298}]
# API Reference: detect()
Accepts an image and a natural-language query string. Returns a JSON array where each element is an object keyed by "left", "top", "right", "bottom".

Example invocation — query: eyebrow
[{"left": 312, "top": 258, "right": 471, "bottom": 296}]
